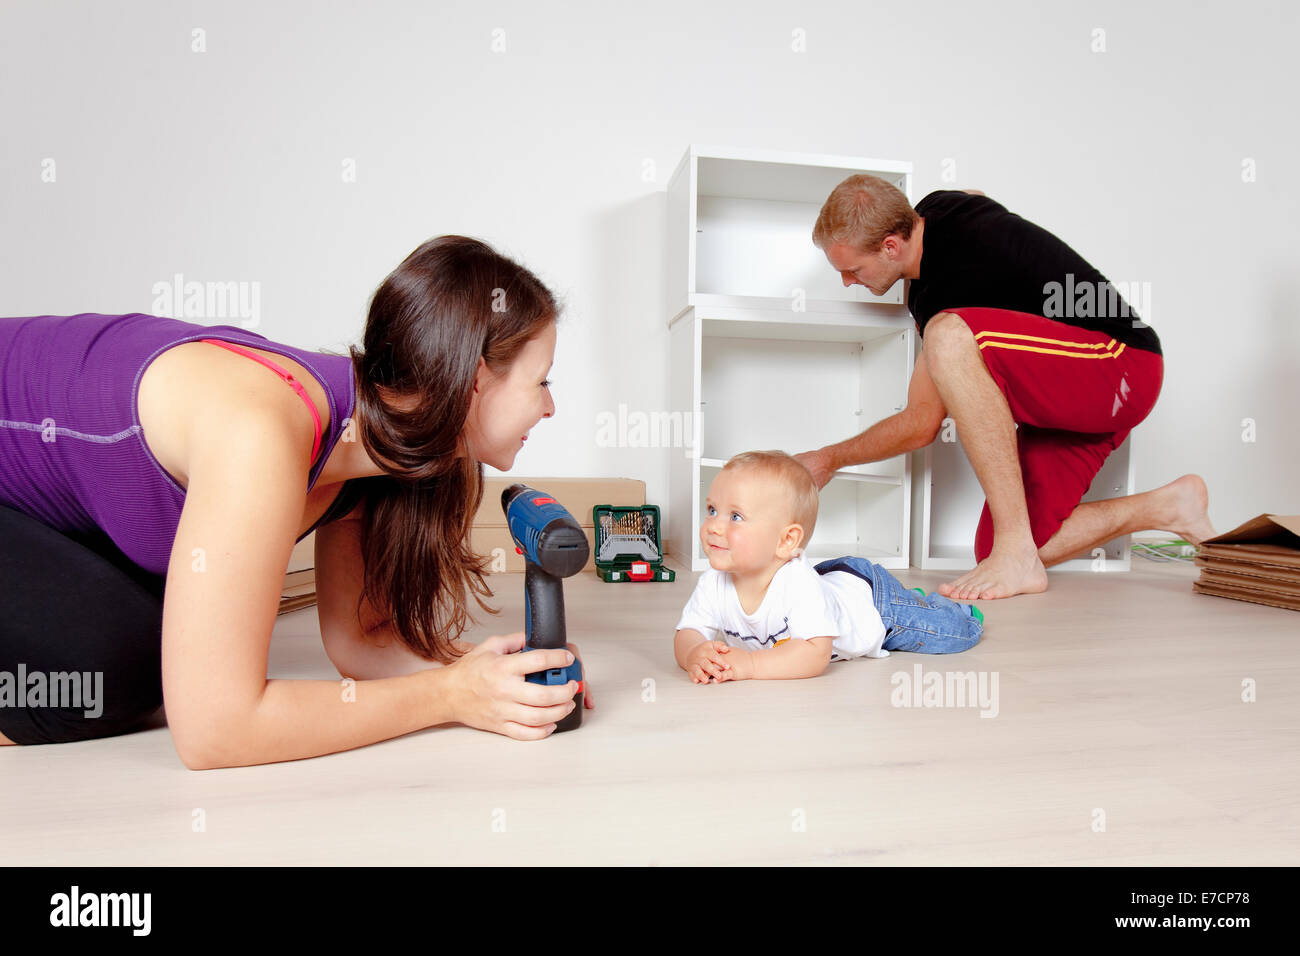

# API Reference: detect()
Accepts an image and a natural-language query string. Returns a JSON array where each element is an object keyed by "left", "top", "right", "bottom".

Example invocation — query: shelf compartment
[
  {"left": 698, "top": 325, "right": 911, "bottom": 472},
  {"left": 668, "top": 145, "right": 913, "bottom": 321}
]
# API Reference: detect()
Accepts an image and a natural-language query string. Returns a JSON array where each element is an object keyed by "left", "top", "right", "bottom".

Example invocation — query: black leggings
[{"left": 0, "top": 504, "right": 166, "bottom": 745}]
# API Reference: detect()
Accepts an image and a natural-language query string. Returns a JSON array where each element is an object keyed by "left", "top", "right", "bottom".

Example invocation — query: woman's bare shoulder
[{"left": 139, "top": 341, "right": 327, "bottom": 492}]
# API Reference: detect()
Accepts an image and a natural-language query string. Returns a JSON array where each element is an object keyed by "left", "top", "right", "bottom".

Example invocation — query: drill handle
[{"left": 524, "top": 561, "right": 567, "bottom": 650}]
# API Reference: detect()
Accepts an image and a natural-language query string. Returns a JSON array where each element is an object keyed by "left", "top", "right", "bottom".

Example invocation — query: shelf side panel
[
  {"left": 666, "top": 149, "right": 694, "bottom": 321},
  {"left": 666, "top": 312, "right": 699, "bottom": 564}
]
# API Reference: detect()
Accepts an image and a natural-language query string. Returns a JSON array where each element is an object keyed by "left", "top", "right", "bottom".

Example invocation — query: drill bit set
[{"left": 592, "top": 505, "right": 676, "bottom": 582}]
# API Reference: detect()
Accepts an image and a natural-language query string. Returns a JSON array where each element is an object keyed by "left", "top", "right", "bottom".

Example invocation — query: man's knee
[{"left": 924, "top": 311, "right": 976, "bottom": 350}]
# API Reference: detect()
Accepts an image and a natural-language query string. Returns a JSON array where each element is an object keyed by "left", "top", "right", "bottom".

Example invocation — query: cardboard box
[
  {"left": 282, "top": 540, "right": 317, "bottom": 614},
  {"left": 288, "top": 535, "right": 315, "bottom": 573},
  {"left": 1192, "top": 514, "right": 1300, "bottom": 611}
]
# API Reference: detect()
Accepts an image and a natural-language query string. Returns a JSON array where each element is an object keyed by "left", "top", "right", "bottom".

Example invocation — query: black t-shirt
[{"left": 906, "top": 191, "right": 1161, "bottom": 355}]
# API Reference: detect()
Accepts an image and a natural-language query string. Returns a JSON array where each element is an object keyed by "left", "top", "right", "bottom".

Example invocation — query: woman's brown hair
[{"left": 339, "top": 235, "right": 558, "bottom": 664}]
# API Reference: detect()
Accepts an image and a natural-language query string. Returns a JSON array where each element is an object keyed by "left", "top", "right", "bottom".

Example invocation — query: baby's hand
[{"left": 686, "top": 640, "right": 734, "bottom": 684}]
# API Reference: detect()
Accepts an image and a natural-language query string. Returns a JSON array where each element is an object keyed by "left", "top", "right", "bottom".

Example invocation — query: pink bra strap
[{"left": 199, "top": 339, "right": 323, "bottom": 466}]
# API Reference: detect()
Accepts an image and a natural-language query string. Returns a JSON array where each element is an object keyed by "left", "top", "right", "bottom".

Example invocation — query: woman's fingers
[
  {"left": 513, "top": 678, "right": 580, "bottom": 708},
  {"left": 511, "top": 697, "right": 576, "bottom": 728},
  {"left": 564, "top": 643, "right": 592, "bottom": 707},
  {"left": 478, "top": 631, "right": 527, "bottom": 656},
  {"left": 503, "top": 646, "right": 574, "bottom": 676},
  {"left": 501, "top": 721, "right": 557, "bottom": 740}
]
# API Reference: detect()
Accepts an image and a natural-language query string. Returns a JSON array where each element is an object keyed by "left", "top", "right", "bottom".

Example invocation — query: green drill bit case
[{"left": 592, "top": 504, "right": 676, "bottom": 583}]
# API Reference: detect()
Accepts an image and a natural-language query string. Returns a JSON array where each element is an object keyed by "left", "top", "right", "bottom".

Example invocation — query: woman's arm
[
  {"left": 314, "top": 507, "right": 472, "bottom": 679},
  {"left": 314, "top": 515, "right": 598, "bottom": 708},
  {"left": 162, "top": 404, "right": 452, "bottom": 770}
]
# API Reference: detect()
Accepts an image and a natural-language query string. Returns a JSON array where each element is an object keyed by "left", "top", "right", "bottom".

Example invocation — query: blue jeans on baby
[{"left": 814, "top": 556, "right": 984, "bottom": 654}]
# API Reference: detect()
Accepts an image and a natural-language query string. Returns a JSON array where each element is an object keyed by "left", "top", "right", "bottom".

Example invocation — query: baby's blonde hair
[{"left": 721, "top": 450, "right": 819, "bottom": 547}]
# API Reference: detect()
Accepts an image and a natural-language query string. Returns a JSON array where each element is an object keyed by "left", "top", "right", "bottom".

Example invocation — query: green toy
[{"left": 592, "top": 504, "right": 675, "bottom": 583}]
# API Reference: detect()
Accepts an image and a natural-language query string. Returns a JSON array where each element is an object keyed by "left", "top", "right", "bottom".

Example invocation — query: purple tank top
[{"left": 0, "top": 313, "right": 358, "bottom": 576}]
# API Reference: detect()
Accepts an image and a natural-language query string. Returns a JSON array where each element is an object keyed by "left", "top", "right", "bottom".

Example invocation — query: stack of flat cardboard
[
  {"left": 471, "top": 477, "right": 646, "bottom": 573},
  {"left": 278, "top": 536, "right": 317, "bottom": 615},
  {"left": 1193, "top": 514, "right": 1300, "bottom": 611},
  {"left": 277, "top": 476, "right": 650, "bottom": 614}
]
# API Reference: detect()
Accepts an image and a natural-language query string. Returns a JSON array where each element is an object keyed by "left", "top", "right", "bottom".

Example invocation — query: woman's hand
[
  {"left": 444, "top": 632, "right": 579, "bottom": 739},
  {"left": 566, "top": 641, "right": 594, "bottom": 709}
]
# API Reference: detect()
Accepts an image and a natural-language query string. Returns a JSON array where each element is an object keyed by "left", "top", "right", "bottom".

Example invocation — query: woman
[{"left": 0, "top": 235, "right": 590, "bottom": 768}]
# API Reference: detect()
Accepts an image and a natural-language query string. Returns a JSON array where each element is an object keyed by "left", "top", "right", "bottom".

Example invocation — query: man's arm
[{"left": 815, "top": 346, "right": 948, "bottom": 476}]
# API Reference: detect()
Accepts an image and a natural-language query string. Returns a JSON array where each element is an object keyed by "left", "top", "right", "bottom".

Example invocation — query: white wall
[{"left": 3, "top": 0, "right": 1297, "bottom": 539}]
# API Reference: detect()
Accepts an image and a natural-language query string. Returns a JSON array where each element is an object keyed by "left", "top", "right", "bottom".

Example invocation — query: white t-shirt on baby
[{"left": 675, "top": 552, "right": 890, "bottom": 662}]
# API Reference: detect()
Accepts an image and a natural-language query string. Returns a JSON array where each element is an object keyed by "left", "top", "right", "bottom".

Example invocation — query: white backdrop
[{"left": 3, "top": 0, "right": 1297, "bottom": 538}]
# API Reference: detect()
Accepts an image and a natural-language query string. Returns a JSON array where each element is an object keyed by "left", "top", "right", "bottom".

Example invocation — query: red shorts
[{"left": 939, "top": 307, "right": 1164, "bottom": 561}]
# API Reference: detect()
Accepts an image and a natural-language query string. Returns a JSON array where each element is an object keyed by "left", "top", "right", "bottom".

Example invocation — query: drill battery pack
[{"left": 592, "top": 504, "right": 676, "bottom": 583}]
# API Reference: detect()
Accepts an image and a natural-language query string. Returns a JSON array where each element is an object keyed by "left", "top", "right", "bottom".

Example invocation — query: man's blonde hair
[
  {"left": 811, "top": 174, "right": 918, "bottom": 253},
  {"left": 722, "top": 450, "right": 819, "bottom": 548}
]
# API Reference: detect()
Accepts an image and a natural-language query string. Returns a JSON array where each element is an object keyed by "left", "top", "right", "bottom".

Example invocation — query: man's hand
[{"left": 793, "top": 448, "right": 836, "bottom": 490}]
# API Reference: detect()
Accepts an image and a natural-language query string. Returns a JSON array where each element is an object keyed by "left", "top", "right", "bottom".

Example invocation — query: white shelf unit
[
  {"left": 667, "top": 144, "right": 911, "bottom": 321},
  {"left": 909, "top": 429, "right": 1137, "bottom": 572},
  {"left": 666, "top": 146, "right": 914, "bottom": 573}
]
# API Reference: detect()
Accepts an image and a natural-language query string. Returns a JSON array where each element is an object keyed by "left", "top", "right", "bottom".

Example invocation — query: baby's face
[{"left": 699, "top": 468, "right": 797, "bottom": 574}]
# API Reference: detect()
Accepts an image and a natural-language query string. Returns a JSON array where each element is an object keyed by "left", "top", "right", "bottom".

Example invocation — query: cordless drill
[{"left": 502, "top": 483, "right": 589, "bottom": 732}]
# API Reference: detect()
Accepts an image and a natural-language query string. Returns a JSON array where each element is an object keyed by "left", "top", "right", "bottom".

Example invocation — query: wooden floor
[{"left": 2, "top": 554, "right": 1297, "bottom": 866}]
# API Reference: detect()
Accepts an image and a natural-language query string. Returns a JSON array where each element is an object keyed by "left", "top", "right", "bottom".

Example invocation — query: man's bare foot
[
  {"left": 939, "top": 546, "right": 1049, "bottom": 601},
  {"left": 1154, "top": 474, "right": 1216, "bottom": 545}
]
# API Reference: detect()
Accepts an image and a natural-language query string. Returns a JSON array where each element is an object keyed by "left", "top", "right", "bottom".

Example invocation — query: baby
[{"left": 674, "top": 450, "right": 985, "bottom": 683}]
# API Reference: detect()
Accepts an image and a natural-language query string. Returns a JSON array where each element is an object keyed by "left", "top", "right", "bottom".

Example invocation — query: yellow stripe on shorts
[{"left": 974, "top": 330, "right": 1126, "bottom": 359}]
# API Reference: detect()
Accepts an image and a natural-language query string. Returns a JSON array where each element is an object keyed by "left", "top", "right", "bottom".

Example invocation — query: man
[{"left": 793, "top": 175, "right": 1215, "bottom": 600}]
